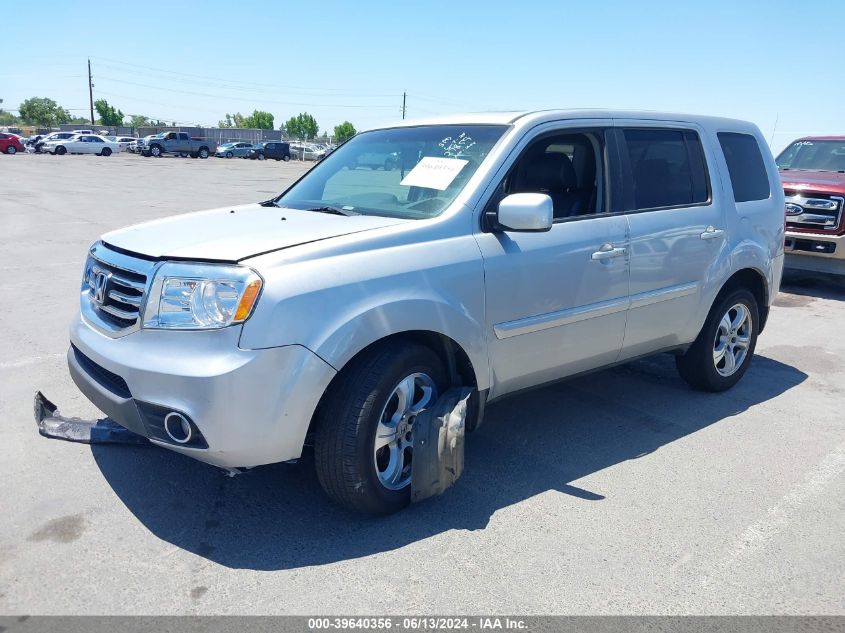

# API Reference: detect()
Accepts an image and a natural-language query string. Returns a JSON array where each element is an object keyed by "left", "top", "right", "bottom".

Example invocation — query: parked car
[
  {"left": 289, "top": 143, "right": 324, "bottom": 161},
  {"left": 128, "top": 135, "right": 154, "bottom": 154},
  {"left": 0, "top": 132, "right": 25, "bottom": 154},
  {"left": 215, "top": 142, "right": 256, "bottom": 158},
  {"left": 247, "top": 141, "right": 291, "bottom": 161},
  {"left": 776, "top": 136, "right": 845, "bottom": 275},
  {"left": 352, "top": 149, "right": 400, "bottom": 170},
  {"left": 67, "top": 110, "right": 783, "bottom": 515},
  {"left": 41, "top": 134, "right": 122, "bottom": 156},
  {"left": 137, "top": 132, "right": 216, "bottom": 158},
  {"left": 32, "top": 132, "right": 76, "bottom": 153}
]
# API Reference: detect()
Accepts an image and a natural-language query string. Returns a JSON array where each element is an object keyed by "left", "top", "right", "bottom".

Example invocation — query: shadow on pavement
[
  {"left": 780, "top": 269, "right": 845, "bottom": 302},
  {"left": 92, "top": 353, "right": 806, "bottom": 570}
]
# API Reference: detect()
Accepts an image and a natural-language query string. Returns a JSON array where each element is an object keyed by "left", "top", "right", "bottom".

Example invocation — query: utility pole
[
  {"left": 402, "top": 92, "right": 406, "bottom": 120},
  {"left": 87, "top": 58, "right": 95, "bottom": 125}
]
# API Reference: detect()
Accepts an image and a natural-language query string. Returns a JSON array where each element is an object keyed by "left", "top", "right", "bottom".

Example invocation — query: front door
[{"left": 474, "top": 124, "right": 631, "bottom": 398}]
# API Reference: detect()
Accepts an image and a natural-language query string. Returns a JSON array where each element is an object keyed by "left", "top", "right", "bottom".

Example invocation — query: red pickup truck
[{"left": 776, "top": 136, "right": 845, "bottom": 275}]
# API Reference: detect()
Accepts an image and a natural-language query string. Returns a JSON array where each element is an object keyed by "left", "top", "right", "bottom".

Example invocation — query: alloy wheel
[
  {"left": 713, "top": 303, "right": 752, "bottom": 377},
  {"left": 373, "top": 372, "right": 437, "bottom": 490}
]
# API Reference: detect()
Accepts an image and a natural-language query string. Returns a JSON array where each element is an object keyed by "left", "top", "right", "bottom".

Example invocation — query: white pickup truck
[{"left": 67, "top": 110, "right": 784, "bottom": 514}]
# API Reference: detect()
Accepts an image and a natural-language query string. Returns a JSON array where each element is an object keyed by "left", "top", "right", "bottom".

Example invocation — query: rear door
[
  {"left": 475, "top": 121, "right": 631, "bottom": 398},
  {"left": 615, "top": 123, "right": 727, "bottom": 360}
]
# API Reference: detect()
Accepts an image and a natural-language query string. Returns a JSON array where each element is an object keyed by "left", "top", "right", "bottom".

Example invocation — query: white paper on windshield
[{"left": 400, "top": 157, "right": 468, "bottom": 191}]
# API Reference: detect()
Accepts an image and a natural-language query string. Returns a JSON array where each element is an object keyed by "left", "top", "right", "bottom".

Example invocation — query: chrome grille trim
[
  {"left": 784, "top": 194, "right": 844, "bottom": 232},
  {"left": 80, "top": 242, "right": 158, "bottom": 338}
]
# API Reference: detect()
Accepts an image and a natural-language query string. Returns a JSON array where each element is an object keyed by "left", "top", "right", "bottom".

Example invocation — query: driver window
[{"left": 491, "top": 129, "right": 606, "bottom": 221}]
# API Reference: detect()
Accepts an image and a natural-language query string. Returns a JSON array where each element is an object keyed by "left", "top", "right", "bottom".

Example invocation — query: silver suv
[{"left": 69, "top": 110, "right": 785, "bottom": 514}]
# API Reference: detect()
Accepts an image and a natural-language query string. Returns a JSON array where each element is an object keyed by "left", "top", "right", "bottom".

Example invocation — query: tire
[
  {"left": 198, "top": 147, "right": 209, "bottom": 159},
  {"left": 225, "top": 151, "right": 233, "bottom": 158},
  {"left": 6, "top": 145, "right": 17, "bottom": 155},
  {"left": 257, "top": 152, "right": 265, "bottom": 161},
  {"left": 314, "top": 343, "right": 447, "bottom": 515},
  {"left": 283, "top": 155, "right": 290, "bottom": 162},
  {"left": 675, "top": 287, "right": 759, "bottom": 392},
  {"left": 150, "top": 144, "right": 162, "bottom": 157},
  {"left": 100, "top": 147, "right": 112, "bottom": 157},
  {"left": 56, "top": 146, "right": 67, "bottom": 155}
]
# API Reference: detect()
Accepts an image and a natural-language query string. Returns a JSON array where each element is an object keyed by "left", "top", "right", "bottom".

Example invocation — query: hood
[
  {"left": 780, "top": 169, "right": 845, "bottom": 195},
  {"left": 101, "top": 203, "right": 409, "bottom": 261}
]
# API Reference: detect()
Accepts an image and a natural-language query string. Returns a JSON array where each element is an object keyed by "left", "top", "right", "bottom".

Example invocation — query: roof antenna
[{"left": 768, "top": 112, "right": 779, "bottom": 148}]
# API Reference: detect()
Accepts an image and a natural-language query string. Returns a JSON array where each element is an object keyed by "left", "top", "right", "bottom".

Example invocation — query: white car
[
  {"left": 111, "top": 136, "right": 137, "bottom": 152},
  {"left": 42, "top": 134, "right": 122, "bottom": 156}
]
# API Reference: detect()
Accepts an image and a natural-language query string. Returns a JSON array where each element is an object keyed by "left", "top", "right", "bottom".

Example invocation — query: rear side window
[
  {"left": 623, "top": 128, "right": 709, "bottom": 210},
  {"left": 717, "top": 132, "right": 770, "bottom": 202}
]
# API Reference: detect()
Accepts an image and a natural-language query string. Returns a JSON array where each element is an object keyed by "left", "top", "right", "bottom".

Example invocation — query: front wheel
[
  {"left": 225, "top": 151, "right": 233, "bottom": 158},
  {"left": 314, "top": 343, "right": 446, "bottom": 515},
  {"left": 282, "top": 155, "right": 290, "bottom": 162},
  {"left": 56, "top": 146, "right": 67, "bottom": 155},
  {"left": 675, "top": 288, "right": 759, "bottom": 392},
  {"left": 6, "top": 145, "right": 17, "bottom": 155},
  {"left": 257, "top": 152, "right": 265, "bottom": 160},
  {"left": 150, "top": 145, "right": 162, "bottom": 157},
  {"left": 198, "top": 148, "right": 209, "bottom": 159},
  {"left": 100, "top": 147, "right": 112, "bottom": 157}
]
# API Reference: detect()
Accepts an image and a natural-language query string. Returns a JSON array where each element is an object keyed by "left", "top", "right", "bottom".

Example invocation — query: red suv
[
  {"left": 0, "top": 132, "right": 25, "bottom": 155},
  {"left": 777, "top": 136, "right": 845, "bottom": 275}
]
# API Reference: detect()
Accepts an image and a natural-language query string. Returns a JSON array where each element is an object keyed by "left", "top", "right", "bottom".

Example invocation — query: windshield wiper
[{"left": 306, "top": 205, "right": 360, "bottom": 216}]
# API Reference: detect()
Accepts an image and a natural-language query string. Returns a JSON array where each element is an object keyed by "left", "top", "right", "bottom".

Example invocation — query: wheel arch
[
  {"left": 715, "top": 267, "right": 770, "bottom": 332},
  {"left": 307, "top": 329, "right": 480, "bottom": 443}
]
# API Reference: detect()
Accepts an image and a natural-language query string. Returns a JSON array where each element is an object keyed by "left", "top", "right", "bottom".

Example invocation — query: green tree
[
  {"left": 94, "top": 99, "right": 124, "bottom": 126},
  {"left": 128, "top": 114, "right": 151, "bottom": 129},
  {"left": 68, "top": 115, "right": 90, "bottom": 124},
  {"left": 283, "top": 112, "right": 319, "bottom": 140},
  {"left": 0, "top": 99, "right": 18, "bottom": 126},
  {"left": 18, "top": 97, "right": 71, "bottom": 127},
  {"left": 242, "top": 110, "right": 274, "bottom": 129},
  {"left": 218, "top": 112, "right": 246, "bottom": 128},
  {"left": 333, "top": 121, "right": 356, "bottom": 143}
]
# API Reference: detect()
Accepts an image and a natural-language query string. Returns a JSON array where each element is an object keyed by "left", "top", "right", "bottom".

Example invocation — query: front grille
[
  {"left": 72, "top": 344, "right": 132, "bottom": 398},
  {"left": 784, "top": 191, "right": 844, "bottom": 232},
  {"left": 81, "top": 243, "right": 155, "bottom": 337},
  {"left": 86, "top": 258, "right": 147, "bottom": 328}
]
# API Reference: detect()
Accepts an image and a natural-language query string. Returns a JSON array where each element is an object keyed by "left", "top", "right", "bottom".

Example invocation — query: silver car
[{"left": 68, "top": 110, "right": 784, "bottom": 514}]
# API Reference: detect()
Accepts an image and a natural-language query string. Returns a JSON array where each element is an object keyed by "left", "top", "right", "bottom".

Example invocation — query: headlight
[{"left": 142, "top": 262, "right": 262, "bottom": 330}]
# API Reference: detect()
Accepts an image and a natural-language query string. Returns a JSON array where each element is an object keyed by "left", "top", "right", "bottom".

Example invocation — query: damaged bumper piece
[
  {"left": 411, "top": 387, "right": 473, "bottom": 503},
  {"left": 34, "top": 391, "right": 148, "bottom": 445}
]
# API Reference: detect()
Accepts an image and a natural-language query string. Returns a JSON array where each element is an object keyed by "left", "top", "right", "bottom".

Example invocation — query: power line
[
  {"left": 92, "top": 61, "right": 399, "bottom": 98},
  {"left": 95, "top": 75, "right": 398, "bottom": 109},
  {"left": 91, "top": 55, "right": 400, "bottom": 97}
]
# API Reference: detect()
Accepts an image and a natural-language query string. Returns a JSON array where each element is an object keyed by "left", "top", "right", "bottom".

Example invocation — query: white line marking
[
  {"left": 0, "top": 353, "right": 64, "bottom": 370},
  {"left": 700, "top": 441, "right": 845, "bottom": 587}
]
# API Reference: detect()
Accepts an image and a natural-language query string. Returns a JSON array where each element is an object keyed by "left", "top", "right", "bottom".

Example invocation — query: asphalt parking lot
[{"left": 1, "top": 152, "right": 843, "bottom": 615}]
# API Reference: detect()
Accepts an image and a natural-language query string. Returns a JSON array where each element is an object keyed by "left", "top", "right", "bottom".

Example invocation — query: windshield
[
  {"left": 777, "top": 139, "right": 845, "bottom": 172},
  {"left": 276, "top": 124, "right": 508, "bottom": 219}
]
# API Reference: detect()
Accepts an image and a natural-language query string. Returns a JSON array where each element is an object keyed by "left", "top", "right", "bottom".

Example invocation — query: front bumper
[
  {"left": 68, "top": 316, "right": 337, "bottom": 468},
  {"left": 784, "top": 230, "right": 845, "bottom": 275}
]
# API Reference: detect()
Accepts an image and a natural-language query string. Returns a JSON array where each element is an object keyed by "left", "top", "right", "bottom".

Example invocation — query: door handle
[
  {"left": 591, "top": 243, "right": 627, "bottom": 261},
  {"left": 700, "top": 226, "right": 725, "bottom": 240}
]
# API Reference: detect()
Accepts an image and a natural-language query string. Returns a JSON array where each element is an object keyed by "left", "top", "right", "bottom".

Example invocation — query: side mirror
[{"left": 494, "top": 193, "right": 553, "bottom": 232}]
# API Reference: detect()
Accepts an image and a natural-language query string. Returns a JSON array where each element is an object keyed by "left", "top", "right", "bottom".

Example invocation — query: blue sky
[{"left": 2, "top": 0, "right": 842, "bottom": 151}]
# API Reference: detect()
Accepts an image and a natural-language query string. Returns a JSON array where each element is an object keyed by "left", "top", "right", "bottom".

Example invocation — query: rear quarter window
[{"left": 717, "top": 132, "right": 770, "bottom": 202}]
